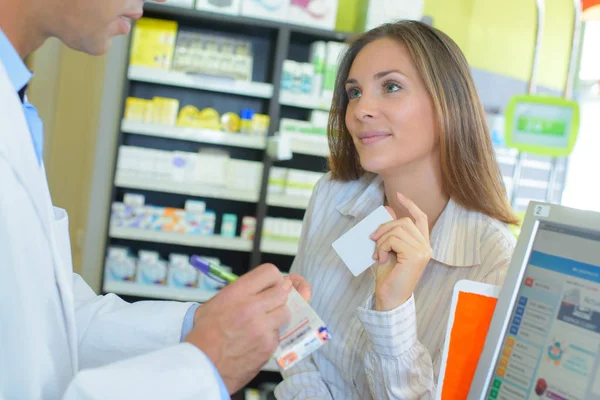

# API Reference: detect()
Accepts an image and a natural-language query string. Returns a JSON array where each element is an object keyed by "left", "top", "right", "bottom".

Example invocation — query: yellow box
[
  {"left": 130, "top": 18, "right": 178, "bottom": 69},
  {"left": 152, "top": 97, "right": 180, "bottom": 126},
  {"left": 124, "top": 97, "right": 151, "bottom": 123}
]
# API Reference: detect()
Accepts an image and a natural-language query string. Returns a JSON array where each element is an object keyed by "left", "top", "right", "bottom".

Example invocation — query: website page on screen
[{"left": 486, "top": 223, "right": 600, "bottom": 400}]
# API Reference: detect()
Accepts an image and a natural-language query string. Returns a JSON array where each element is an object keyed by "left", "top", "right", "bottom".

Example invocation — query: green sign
[{"left": 504, "top": 95, "right": 580, "bottom": 157}]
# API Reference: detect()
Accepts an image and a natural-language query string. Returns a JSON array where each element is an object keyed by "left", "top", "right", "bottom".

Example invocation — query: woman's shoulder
[
  {"left": 477, "top": 212, "right": 517, "bottom": 250},
  {"left": 469, "top": 209, "right": 517, "bottom": 273}
]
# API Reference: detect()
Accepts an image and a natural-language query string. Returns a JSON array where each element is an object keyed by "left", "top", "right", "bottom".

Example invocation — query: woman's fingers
[{"left": 397, "top": 192, "right": 430, "bottom": 241}]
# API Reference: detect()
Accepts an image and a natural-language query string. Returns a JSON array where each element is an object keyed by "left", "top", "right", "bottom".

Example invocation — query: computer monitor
[{"left": 469, "top": 202, "right": 600, "bottom": 400}]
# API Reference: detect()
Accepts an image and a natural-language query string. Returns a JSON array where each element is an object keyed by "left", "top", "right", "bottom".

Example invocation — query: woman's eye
[
  {"left": 347, "top": 87, "right": 361, "bottom": 99},
  {"left": 384, "top": 82, "right": 401, "bottom": 93}
]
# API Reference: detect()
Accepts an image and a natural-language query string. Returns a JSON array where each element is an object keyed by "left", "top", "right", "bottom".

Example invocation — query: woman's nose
[{"left": 354, "top": 95, "right": 379, "bottom": 121}]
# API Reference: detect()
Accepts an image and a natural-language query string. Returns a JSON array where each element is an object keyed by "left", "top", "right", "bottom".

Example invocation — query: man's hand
[
  {"left": 285, "top": 274, "right": 312, "bottom": 302},
  {"left": 184, "top": 264, "right": 292, "bottom": 394}
]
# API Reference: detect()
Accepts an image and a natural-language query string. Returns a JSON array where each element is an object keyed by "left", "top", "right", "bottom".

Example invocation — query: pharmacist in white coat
[{"left": 0, "top": 0, "right": 310, "bottom": 399}]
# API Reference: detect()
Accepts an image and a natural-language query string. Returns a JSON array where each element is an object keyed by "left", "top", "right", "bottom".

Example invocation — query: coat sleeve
[
  {"left": 63, "top": 343, "right": 222, "bottom": 399},
  {"left": 72, "top": 274, "right": 197, "bottom": 370}
]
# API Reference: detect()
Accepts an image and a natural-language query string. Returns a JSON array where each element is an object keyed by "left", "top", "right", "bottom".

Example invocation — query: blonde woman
[{"left": 275, "top": 21, "right": 518, "bottom": 399}]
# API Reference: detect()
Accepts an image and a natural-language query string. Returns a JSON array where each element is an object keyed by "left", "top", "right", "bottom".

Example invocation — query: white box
[
  {"left": 309, "top": 41, "right": 326, "bottom": 97},
  {"left": 323, "top": 41, "right": 348, "bottom": 99},
  {"left": 285, "top": 169, "right": 324, "bottom": 197},
  {"left": 240, "top": 0, "right": 289, "bottom": 21},
  {"left": 361, "top": 0, "right": 424, "bottom": 31},
  {"left": 273, "top": 288, "right": 330, "bottom": 370},
  {"left": 195, "top": 153, "right": 229, "bottom": 186},
  {"left": 268, "top": 167, "right": 288, "bottom": 194},
  {"left": 227, "top": 159, "right": 263, "bottom": 191},
  {"left": 196, "top": 0, "right": 242, "bottom": 14},
  {"left": 288, "top": 0, "right": 338, "bottom": 30},
  {"left": 164, "top": 0, "right": 195, "bottom": 8}
]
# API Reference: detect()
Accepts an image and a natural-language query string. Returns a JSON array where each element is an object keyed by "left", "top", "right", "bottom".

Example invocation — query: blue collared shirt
[
  {"left": 0, "top": 29, "right": 228, "bottom": 399},
  {"left": 0, "top": 28, "right": 43, "bottom": 164}
]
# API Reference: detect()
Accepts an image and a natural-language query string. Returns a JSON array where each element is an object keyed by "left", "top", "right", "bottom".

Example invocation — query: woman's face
[{"left": 344, "top": 37, "right": 439, "bottom": 176}]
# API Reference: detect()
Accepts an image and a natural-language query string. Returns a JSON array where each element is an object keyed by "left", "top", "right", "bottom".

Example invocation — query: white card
[{"left": 332, "top": 206, "right": 394, "bottom": 277}]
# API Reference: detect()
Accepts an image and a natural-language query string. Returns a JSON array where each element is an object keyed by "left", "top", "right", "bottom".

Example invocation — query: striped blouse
[{"left": 275, "top": 173, "right": 516, "bottom": 400}]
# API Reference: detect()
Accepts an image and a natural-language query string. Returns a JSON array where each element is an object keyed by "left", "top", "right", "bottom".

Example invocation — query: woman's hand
[{"left": 370, "top": 193, "right": 432, "bottom": 311}]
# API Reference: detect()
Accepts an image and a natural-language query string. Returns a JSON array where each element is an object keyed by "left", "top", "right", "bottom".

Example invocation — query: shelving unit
[{"left": 100, "top": 2, "right": 347, "bottom": 308}]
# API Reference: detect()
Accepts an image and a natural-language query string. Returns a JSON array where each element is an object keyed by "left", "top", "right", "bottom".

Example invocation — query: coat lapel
[{"left": 0, "top": 60, "right": 77, "bottom": 372}]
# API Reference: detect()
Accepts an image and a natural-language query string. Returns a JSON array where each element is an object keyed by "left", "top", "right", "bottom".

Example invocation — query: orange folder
[{"left": 436, "top": 280, "right": 501, "bottom": 400}]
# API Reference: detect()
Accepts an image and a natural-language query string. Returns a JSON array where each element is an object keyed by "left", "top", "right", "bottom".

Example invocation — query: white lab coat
[{"left": 0, "top": 60, "right": 221, "bottom": 399}]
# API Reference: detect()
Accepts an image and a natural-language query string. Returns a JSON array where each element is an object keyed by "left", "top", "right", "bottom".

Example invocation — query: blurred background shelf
[
  {"left": 104, "top": 280, "right": 217, "bottom": 303},
  {"left": 109, "top": 227, "right": 254, "bottom": 252}
]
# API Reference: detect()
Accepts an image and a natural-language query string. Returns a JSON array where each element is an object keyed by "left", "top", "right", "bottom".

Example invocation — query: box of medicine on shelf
[
  {"left": 240, "top": 0, "right": 289, "bottom": 21},
  {"left": 104, "top": 247, "right": 137, "bottom": 282},
  {"left": 285, "top": 169, "right": 324, "bottom": 197},
  {"left": 322, "top": 41, "right": 348, "bottom": 99},
  {"left": 309, "top": 41, "right": 326, "bottom": 98},
  {"left": 129, "top": 18, "right": 178, "bottom": 70},
  {"left": 137, "top": 251, "right": 168, "bottom": 286},
  {"left": 288, "top": 0, "right": 339, "bottom": 30},
  {"left": 172, "top": 32, "right": 253, "bottom": 82},
  {"left": 268, "top": 167, "right": 289, "bottom": 194},
  {"left": 163, "top": 0, "right": 195, "bottom": 7},
  {"left": 263, "top": 217, "right": 303, "bottom": 241},
  {"left": 196, "top": 0, "right": 242, "bottom": 15},
  {"left": 280, "top": 118, "right": 327, "bottom": 136},
  {"left": 117, "top": 146, "right": 174, "bottom": 181},
  {"left": 167, "top": 254, "right": 199, "bottom": 288},
  {"left": 241, "top": 216, "right": 257, "bottom": 240},
  {"left": 281, "top": 60, "right": 314, "bottom": 95},
  {"left": 358, "top": 0, "right": 423, "bottom": 32},
  {"left": 221, "top": 214, "right": 238, "bottom": 237},
  {"left": 227, "top": 159, "right": 263, "bottom": 192}
]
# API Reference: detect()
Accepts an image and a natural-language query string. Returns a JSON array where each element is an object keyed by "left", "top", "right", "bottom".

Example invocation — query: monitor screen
[
  {"left": 511, "top": 102, "right": 574, "bottom": 149},
  {"left": 486, "top": 222, "right": 600, "bottom": 400}
]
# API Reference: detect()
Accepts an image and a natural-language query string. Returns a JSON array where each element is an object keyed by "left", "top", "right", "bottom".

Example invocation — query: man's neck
[{"left": 0, "top": 2, "right": 47, "bottom": 59}]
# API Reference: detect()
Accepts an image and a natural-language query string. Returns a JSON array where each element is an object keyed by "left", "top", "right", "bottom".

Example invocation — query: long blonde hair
[{"left": 328, "top": 21, "right": 519, "bottom": 225}]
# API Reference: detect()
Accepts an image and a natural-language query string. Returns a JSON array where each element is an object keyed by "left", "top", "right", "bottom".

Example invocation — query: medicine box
[
  {"left": 240, "top": 0, "right": 289, "bottom": 21},
  {"left": 288, "top": 0, "right": 339, "bottom": 30},
  {"left": 196, "top": 0, "right": 242, "bottom": 15}
]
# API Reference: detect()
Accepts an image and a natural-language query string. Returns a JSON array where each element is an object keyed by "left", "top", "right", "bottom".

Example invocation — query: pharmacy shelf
[
  {"left": 128, "top": 66, "right": 274, "bottom": 99},
  {"left": 267, "top": 193, "right": 310, "bottom": 210},
  {"left": 281, "top": 131, "right": 329, "bottom": 157},
  {"left": 109, "top": 226, "right": 254, "bottom": 252},
  {"left": 279, "top": 92, "right": 332, "bottom": 111},
  {"left": 104, "top": 280, "right": 217, "bottom": 303},
  {"left": 260, "top": 239, "right": 299, "bottom": 256},
  {"left": 121, "top": 120, "right": 267, "bottom": 150},
  {"left": 115, "top": 173, "right": 260, "bottom": 203}
]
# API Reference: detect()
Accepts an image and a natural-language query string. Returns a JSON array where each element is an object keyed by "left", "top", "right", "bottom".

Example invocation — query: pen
[{"left": 189, "top": 255, "right": 239, "bottom": 283}]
